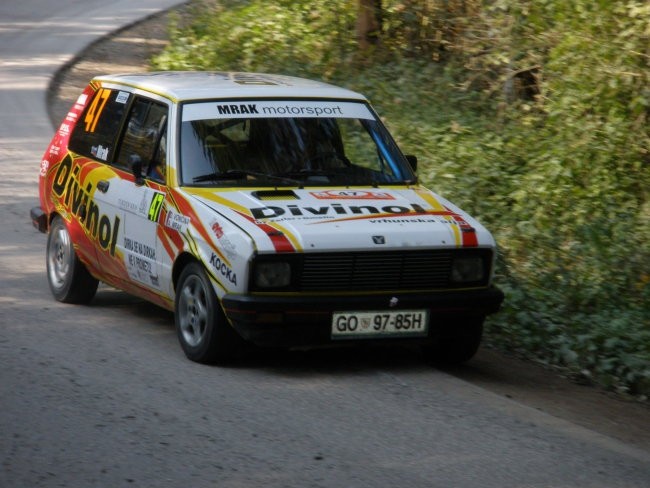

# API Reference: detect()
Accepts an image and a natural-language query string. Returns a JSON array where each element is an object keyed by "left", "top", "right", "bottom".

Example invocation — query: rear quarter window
[{"left": 68, "top": 87, "right": 130, "bottom": 162}]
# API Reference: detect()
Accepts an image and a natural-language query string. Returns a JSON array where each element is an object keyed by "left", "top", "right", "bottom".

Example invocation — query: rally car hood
[{"left": 184, "top": 186, "right": 495, "bottom": 253}]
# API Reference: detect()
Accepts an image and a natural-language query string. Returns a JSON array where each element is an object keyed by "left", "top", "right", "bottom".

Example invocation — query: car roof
[{"left": 93, "top": 71, "right": 368, "bottom": 103}]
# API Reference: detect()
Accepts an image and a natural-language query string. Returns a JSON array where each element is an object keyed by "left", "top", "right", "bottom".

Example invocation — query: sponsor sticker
[
  {"left": 165, "top": 209, "right": 190, "bottom": 233},
  {"left": 147, "top": 193, "right": 164, "bottom": 222},
  {"left": 209, "top": 253, "right": 237, "bottom": 286},
  {"left": 116, "top": 91, "right": 130, "bottom": 104},
  {"left": 250, "top": 202, "right": 428, "bottom": 220},
  {"left": 208, "top": 219, "right": 238, "bottom": 260},
  {"left": 91, "top": 144, "right": 109, "bottom": 161},
  {"left": 183, "top": 100, "right": 374, "bottom": 122},
  {"left": 211, "top": 221, "right": 224, "bottom": 238},
  {"left": 118, "top": 190, "right": 166, "bottom": 222},
  {"left": 74, "top": 93, "right": 88, "bottom": 107},
  {"left": 124, "top": 236, "right": 156, "bottom": 260},
  {"left": 118, "top": 198, "right": 139, "bottom": 214},
  {"left": 51, "top": 156, "right": 120, "bottom": 256},
  {"left": 310, "top": 190, "right": 395, "bottom": 200},
  {"left": 126, "top": 252, "right": 160, "bottom": 289}
]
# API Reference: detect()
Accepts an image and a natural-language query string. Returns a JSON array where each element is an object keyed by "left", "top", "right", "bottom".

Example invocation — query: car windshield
[{"left": 179, "top": 100, "right": 415, "bottom": 187}]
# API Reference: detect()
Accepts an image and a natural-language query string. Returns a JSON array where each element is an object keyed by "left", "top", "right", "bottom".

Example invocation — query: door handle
[{"left": 97, "top": 180, "right": 110, "bottom": 193}]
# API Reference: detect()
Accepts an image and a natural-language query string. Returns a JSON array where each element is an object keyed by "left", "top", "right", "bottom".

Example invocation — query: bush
[
  {"left": 153, "top": 0, "right": 650, "bottom": 396},
  {"left": 153, "top": 0, "right": 357, "bottom": 78},
  {"left": 453, "top": 1, "right": 650, "bottom": 395}
]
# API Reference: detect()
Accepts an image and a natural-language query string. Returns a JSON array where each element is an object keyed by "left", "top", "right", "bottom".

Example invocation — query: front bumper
[{"left": 222, "top": 286, "right": 504, "bottom": 347}]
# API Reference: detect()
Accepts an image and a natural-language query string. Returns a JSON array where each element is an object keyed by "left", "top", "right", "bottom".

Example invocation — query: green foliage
[
  {"left": 153, "top": 0, "right": 357, "bottom": 78},
  {"left": 154, "top": 0, "right": 650, "bottom": 396},
  {"left": 448, "top": 0, "right": 650, "bottom": 396},
  {"left": 376, "top": 0, "right": 483, "bottom": 61}
]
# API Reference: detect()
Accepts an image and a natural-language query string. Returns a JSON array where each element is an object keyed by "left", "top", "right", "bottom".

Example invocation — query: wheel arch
[
  {"left": 32, "top": 208, "right": 61, "bottom": 234},
  {"left": 172, "top": 252, "right": 201, "bottom": 292},
  {"left": 47, "top": 210, "right": 60, "bottom": 229},
  {"left": 46, "top": 214, "right": 99, "bottom": 304}
]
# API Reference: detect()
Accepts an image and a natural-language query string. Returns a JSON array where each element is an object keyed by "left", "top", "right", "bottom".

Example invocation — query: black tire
[
  {"left": 423, "top": 317, "right": 484, "bottom": 365},
  {"left": 174, "top": 262, "right": 245, "bottom": 364},
  {"left": 46, "top": 216, "right": 99, "bottom": 304}
]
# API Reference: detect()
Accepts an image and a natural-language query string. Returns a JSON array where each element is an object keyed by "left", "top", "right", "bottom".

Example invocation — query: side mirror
[
  {"left": 129, "top": 154, "right": 145, "bottom": 186},
  {"left": 405, "top": 154, "right": 418, "bottom": 172}
]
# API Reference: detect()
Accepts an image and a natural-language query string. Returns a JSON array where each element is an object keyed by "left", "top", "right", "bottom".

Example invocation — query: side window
[
  {"left": 117, "top": 98, "right": 168, "bottom": 183},
  {"left": 338, "top": 118, "right": 397, "bottom": 179},
  {"left": 69, "top": 88, "right": 130, "bottom": 162}
]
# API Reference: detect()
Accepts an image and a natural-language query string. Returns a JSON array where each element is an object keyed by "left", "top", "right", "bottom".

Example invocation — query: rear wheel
[
  {"left": 423, "top": 317, "right": 484, "bottom": 365},
  {"left": 46, "top": 216, "right": 98, "bottom": 304},
  {"left": 175, "top": 262, "right": 244, "bottom": 363}
]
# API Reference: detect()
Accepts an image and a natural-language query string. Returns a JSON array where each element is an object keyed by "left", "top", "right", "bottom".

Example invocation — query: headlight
[
  {"left": 450, "top": 256, "right": 484, "bottom": 283},
  {"left": 254, "top": 261, "right": 292, "bottom": 288}
]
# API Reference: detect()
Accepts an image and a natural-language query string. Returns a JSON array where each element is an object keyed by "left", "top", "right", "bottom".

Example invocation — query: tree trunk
[{"left": 357, "top": 0, "right": 382, "bottom": 51}]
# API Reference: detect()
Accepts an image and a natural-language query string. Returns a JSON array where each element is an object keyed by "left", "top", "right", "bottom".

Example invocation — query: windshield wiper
[
  {"left": 274, "top": 169, "right": 342, "bottom": 184},
  {"left": 193, "top": 169, "right": 301, "bottom": 185},
  {"left": 278, "top": 169, "right": 333, "bottom": 178}
]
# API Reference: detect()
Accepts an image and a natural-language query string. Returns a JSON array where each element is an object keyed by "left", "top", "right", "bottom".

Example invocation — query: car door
[
  {"left": 110, "top": 96, "right": 170, "bottom": 295},
  {"left": 68, "top": 87, "right": 171, "bottom": 299}
]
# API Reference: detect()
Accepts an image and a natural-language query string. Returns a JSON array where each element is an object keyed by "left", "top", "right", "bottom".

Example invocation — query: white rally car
[{"left": 32, "top": 71, "right": 503, "bottom": 363}]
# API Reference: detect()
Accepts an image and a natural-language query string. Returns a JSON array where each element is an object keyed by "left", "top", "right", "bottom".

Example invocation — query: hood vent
[{"left": 252, "top": 190, "right": 299, "bottom": 201}]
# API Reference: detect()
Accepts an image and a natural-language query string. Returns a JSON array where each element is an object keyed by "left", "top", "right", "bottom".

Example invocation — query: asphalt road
[{"left": 1, "top": 2, "right": 649, "bottom": 487}]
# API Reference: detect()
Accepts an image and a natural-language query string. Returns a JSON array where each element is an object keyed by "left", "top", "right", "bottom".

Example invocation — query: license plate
[{"left": 331, "top": 309, "right": 429, "bottom": 339}]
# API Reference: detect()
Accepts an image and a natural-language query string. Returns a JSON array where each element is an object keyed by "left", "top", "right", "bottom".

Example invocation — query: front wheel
[
  {"left": 175, "top": 262, "right": 245, "bottom": 364},
  {"left": 422, "top": 317, "right": 484, "bottom": 365},
  {"left": 46, "top": 216, "right": 98, "bottom": 304}
]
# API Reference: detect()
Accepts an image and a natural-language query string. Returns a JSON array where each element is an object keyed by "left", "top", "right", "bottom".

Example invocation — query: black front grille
[{"left": 297, "top": 250, "right": 486, "bottom": 292}]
